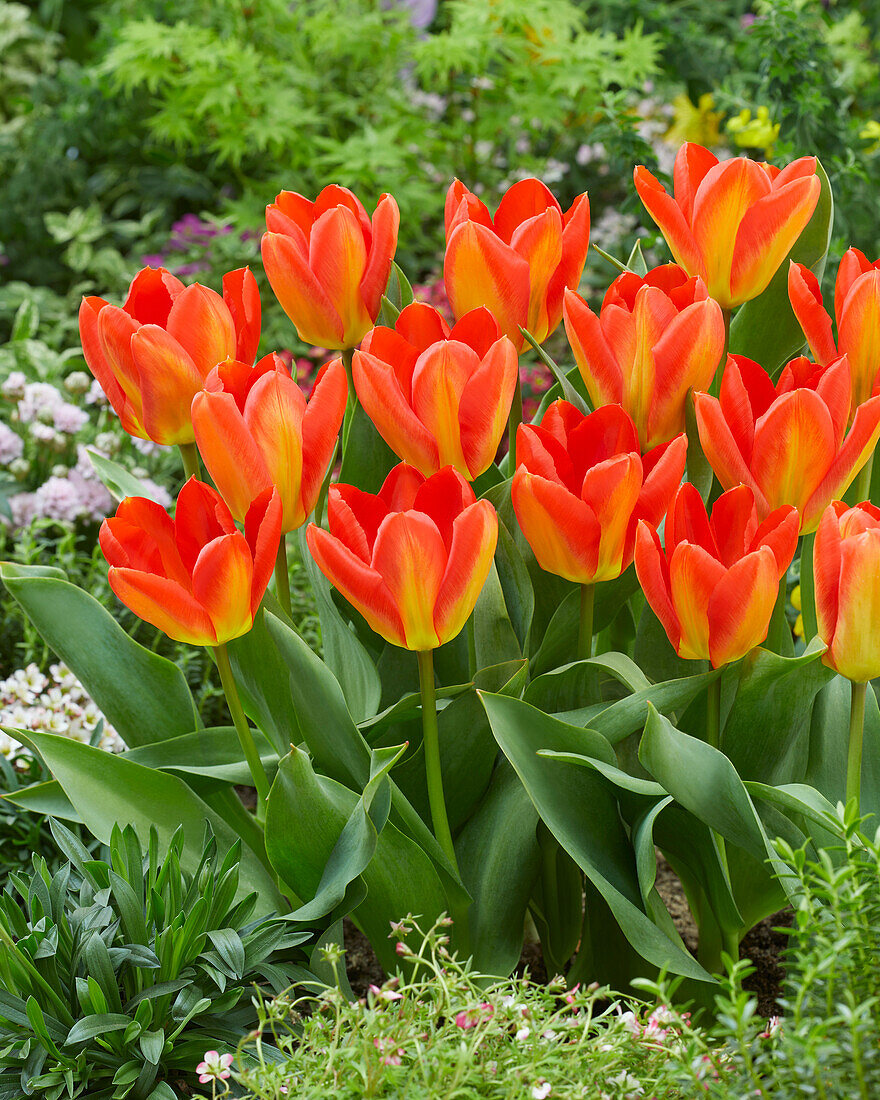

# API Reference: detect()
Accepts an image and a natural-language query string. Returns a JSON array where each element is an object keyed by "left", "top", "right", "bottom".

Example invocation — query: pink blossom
[
  {"left": 454, "top": 1003, "right": 494, "bottom": 1029},
  {"left": 0, "top": 422, "right": 23, "bottom": 463},
  {"left": 196, "top": 1050, "right": 233, "bottom": 1083}
]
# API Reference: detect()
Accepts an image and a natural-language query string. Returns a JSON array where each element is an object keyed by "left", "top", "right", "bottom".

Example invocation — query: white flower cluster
[
  {"left": 0, "top": 661, "right": 125, "bottom": 760},
  {"left": 7, "top": 375, "right": 89, "bottom": 436}
]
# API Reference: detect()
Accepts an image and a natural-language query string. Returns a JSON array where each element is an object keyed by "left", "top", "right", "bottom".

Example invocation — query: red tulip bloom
[
  {"left": 79, "top": 266, "right": 260, "bottom": 445},
  {"left": 789, "top": 250, "right": 880, "bottom": 414},
  {"left": 352, "top": 303, "right": 518, "bottom": 479},
  {"left": 100, "top": 479, "right": 282, "bottom": 646},
  {"left": 635, "top": 483, "right": 798, "bottom": 668},
  {"left": 563, "top": 264, "right": 725, "bottom": 451},
  {"left": 306, "top": 464, "right": 497, "bottom": 651},
  {"left": 511, "top": 401, "right": 687, "bottom": 584},
  {"left": 815, "top": 500, "right": 880, "bottom": 682},
  {"left": 444, "top": 178, "right": 590, "bottom": 350},
  {"left": 262, "top": 185, "right": 399, "bottom": 350},
  {"left": 192, "top": 354, "right": 347, "bottom": 533},
  {"left": 634, "top": 143, "right": 820, "bottom": 310},
  {"left": 694, "top": 354, "right": 880, "bottom": 533}
]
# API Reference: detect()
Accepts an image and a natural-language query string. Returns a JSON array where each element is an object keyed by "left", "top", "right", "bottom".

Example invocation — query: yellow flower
[
  {"left": 790, "top": 584, "right": 804, "bottom": 638},
  {"left": 859, "top": 120, "right": 880, "bottom": 153},
  {"left": 665, "top": 93, "right": 723, "bottom": 148},
  {"left": 726, "top": 106, "right": 780, "bottom": 156}
]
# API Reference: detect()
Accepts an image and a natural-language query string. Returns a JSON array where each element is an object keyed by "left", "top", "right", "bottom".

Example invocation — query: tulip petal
[
  {"left": 244, "top": 371, "right": 307, "bottom": 529},
  {"left": 707, "top": 547, "right": 778, "bottom": 667},
  {"left": 788, "top": 262, "right": 837, "bottom": 366},
  {"left": 633, "top": 521, "right": 680, "bottom": 652},
  {"left": 835, "top": 247, "right": 874, "bottom": 327},
  {"left": 666, "top": 481, "right": 716, "bottom": 557},
  {"left": 122, "top": 267, "right": 184, "bottom": 326},
  {"left": 108, "top": 568, "right": 217, "bottom": 646},
  {"left": 445, "top": 181, "right": 494, "bottom": 236},
  {"left": 309, "top": 206, "right": 371, "bottom": 345},
  {"left": 353, "top": 349, "right": 439, "bottom": 475},
  {"left": 411, "top": 466, "right": 475, "bottom": 547},
  {"left": 307, "top": 524, "right": 405, "bottom": 647},
  {"left": 633, "top": 433, "right": 688, "bottom": 536},
  {"left": 508, "top": 207, "right": 563, "bottom": 339},
  {"left": 458, "top": 336, "right": 518, "bottom": 478},
  {"left": 511, "top": 470, "right": 600, "bottom": 583},
  {"left": 130, "top": 325, "right": 205, "bottom": 445},
  {"left": 837, "top": 270, "right": 880, "bottom": 411},
  {"left": 803, "top": 395, "right": 880, "bottom": 532},
  {"left": 449, "top": 306, "right": 499, "bottom": 357},
  {"left": 191, "top": 533, "right": 254, "bottom": 644},
  {"left": 361, "top": 193, "right": 400, "bottom": 321},
  {"left": 672, "top": 143, "right": 718, "bottom": 222},
  {"left": 708, "top": 484, "right": 757, "bottom": 566},
  {"left": 371, "top": 511, "right": 445, "bottom": 650},
  {"left": 223, "top": 268, "right": 261, "bottom": 365},
  {"left": 825, "top": 528, "right": 880, "bottom": 682},
  {"left": 434, "top": 500, "right": 498, "bottom": 644},
  {"left": 694, "top": 391, "right": 769, "bottom": 514},
  {"left": 165, "top": 284, "right": 237, "bottom": 378},
  {"left": 192, "top": 389, "right": 272, "bottom": 522},
  {"left": 261, "top": 231, "right": 344, "bottom": 348},
  {"left": 751, "top": 389, "right": 835, "bottom": 516},
  {"left": 379, "top": 463, "right": 425, "bottom": 511},
  {"left": 244, "top": 488, "right": 283, "bottom": 614},
  {"left": 328, "top": 484, "right": 388, "bottom": 561},
  {"left": 104, "top": 496, "right": 190, "bottom": 586},
  {"left": 729, "top": 175, "right": 820, "bottom": 307},
  {"left": 410, "top": 341, "right": 475, "bottom": 475},
  {"left": 546, "top": 192, "right": 591, "bottom": 330},
  {"left": 633, "top": 166, "right": 705, "bottom": 281},
  {"left": 580, "top": 453, "right": 642, "bottom": 579},
  {"left": 174, "top": 478, "right": 236, "bottom": 572},
  {"left": 444, "top": 221, "right": 530, "bottom": 349},
  {"left": 80, "top": 298, "right": 145, "bottom": 436},
  {"left": 493, "top": 178, "right": 560, "bottom": 242},
  {"left": 814, "top": 500, "right": 846, "bottom": 648},
  {"left": 300, "top": 359, "right": 348, "bottom": 518},
  {"left": 396, "top": 302, "right": 451, "bottom": 350},
  {"left": 669, "top": 542, "right": 726, "bottom": 660},
  {"left": 751, "top": 505, "right": 800, "bottom": 577},
  {"left": 563, "top": 289, "right": 624, "bottom": 412}
]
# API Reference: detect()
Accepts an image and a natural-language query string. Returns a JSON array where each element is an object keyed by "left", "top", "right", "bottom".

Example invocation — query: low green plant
[
  {"left": 0, "top": 753, "right": 70, "bottom": 879},
  {"left": 0, "top": 822, "right": 318, "bottom": 1100}
]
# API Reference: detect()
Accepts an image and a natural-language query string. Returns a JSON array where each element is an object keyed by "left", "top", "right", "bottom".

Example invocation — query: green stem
[
  {"left": 800, "top": 531, "right": 818, "bottom": 641},
  {"left": 578, "top": 583, "right": 594, "bottom": 661},
  {"left": 215, "top": 643, "right": 271, "bottom": 816},
  {"left": 340, "top": 346, "right": 357, "bottom": 453},
  {"left": 274, "top": 538, "right": 292, "bottom": 620},
  {"left": 179, "top": 442, "right": 201, "bottom": 482},
  {"left": 847, "top": 679, "right": 867, "bottom": 812},
  {"left": 854, "top": 451, "right": 875, "bottom": 505},
  {"left": 709, "top": 309, "right": 732, "bottom": 398},
  {"left": 765, "top": 573, "right": 790, "bottom": 655},
  {"left": 314, "top": 437, "right": 339, "bottom": 528},
  {"left": 466, "top": 614, "right": 477, "bottom": 681},
  {"left": 706, "top": 676, "right": 722, "bottom": 749},
  {"left": 507, "top": 370, "right": 523, "bottom": 470},
  {"left": 417, "top": 649, "right": 458, "bottom": 873}
]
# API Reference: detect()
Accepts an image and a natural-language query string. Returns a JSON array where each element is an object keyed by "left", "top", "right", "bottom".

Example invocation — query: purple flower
[{"left": 0, "top": 423, "right": 23, "bottom": 464}]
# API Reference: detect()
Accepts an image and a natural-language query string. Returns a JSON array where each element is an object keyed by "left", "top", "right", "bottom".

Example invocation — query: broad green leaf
[
  {"left": 634, "top": 602, "right": 704, "bottom": 685},
  {"left": 493, "top": 518, "right": 534, "bottom": 656},
  {"left": 806, "top": 676, "right": 880, "bottom": 814},
  {"left": 67, "top": 1014, "right": 132, "bottom": 1044},
  {"left": 630, "top": 797, "right": 690, "bottom": 948},
  {"left": 123, "top": 727, "right": 277, "bottom": 785},
  {"left": 525, "top": 651, "right": 653, "bottom": 723},
  {"left": 338, "top": 402, "right": 398, "bottom": 494},
  {"left": 685, "top": 391, "right": 714, "bottom": 501},
  {"left": 297, "top": 528, "right": 381, "bottom": 722},
  {"left": 384, "top": 261, "right": 414, "bottom": 313},
  {"left": 455, "top": 763, "right": 540, "bottom": 976},
  {"left": 743, "top": 781, "right": 843, "bottom": 838},
  {"left": 584, "top": 669, "right": 721, "bottom": 744},
  {"left": 12, "top": 729, "right": 284, "bottom": 911},
  {"left": 87, "top": 451, "right": 168, "bottom": 504},
  {"left": 0, "top": 563, "right": 200, "bottom": 748},
  {"left": 1, "top": 777, "right": 81, "bottom": 821},
  {"left": 266, "top": 748, "right": 447, "bottom": 971},
  {"left": 729, "top": 159, "right": 834, "bottom": 375},
  {"left": 474, "top": 560, "right": 521, "bottom": 668},
  {"left": 481, "top": 691, "right": 712, "bottom": 982}
]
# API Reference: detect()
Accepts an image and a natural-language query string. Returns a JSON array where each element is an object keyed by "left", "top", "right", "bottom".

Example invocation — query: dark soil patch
[
  {"left": 344, "top": 919, "right": 386, "bottom": 998},
  {"left": 739, "top": 908, "right": 792, "bottom": 1017}
]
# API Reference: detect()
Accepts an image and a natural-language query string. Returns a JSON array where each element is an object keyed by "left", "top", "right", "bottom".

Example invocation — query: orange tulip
[
  {"left": 444, "top": 178, "right": 590, "bottom": 350},
  {"left": 261, "top": 185, "right": 400, "bottom": 350},
  {"left": 815, "top": 500, "right": 880, "bottom": 682},
  {"left": 634, "top": 483, "right": 798, "bottom": 668},
  {"left": 634, "top": 143, "right": 820, "bottom": 310},
  {"left": 694, "top": 354, "right": 880, "bottom": 533},
  {"left": 191, "top": 353, "right": 347, "bottom": 533},
  {"left": 306, "top": 464, "right": 497, "bottom": 651},
  {"left": 100, "top": 478, "right": 282, "bottom": 646},
  {"left": 789, "top": 250, "right": 880, "bottom": 414},
  {"left": 563, "top": 264, "right": 726, "bottom": 451},
  {"left": 352, "top": 302, "right": 518, "bottom": 479},
  {"left": 511, "top": 401, "right": 687, "bottom": 584},
  {"left": 79, "top": 266, "right": 260, "bottom": 445}
]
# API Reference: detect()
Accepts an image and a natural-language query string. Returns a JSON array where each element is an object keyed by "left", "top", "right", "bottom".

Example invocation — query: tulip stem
[
  {"left": 274, "top": 538, "right": 292, "bottom": 620},
  {"left": 341, "top": 347, "right": 357, "bottom": 452},
  {"left": 800, "top": 532, "right": 818, "bottom": 640},
  {"left": 854, "top": 452, "right": 875, "bottom": 505},
  {"left": 417, "top": 649, "right": 459, "bottom": 875},
  {"left": 765, "top": 573, "right": 790, "bottom": 655},
  {"left": 706, "top": 677, "right": 722, "bottom": 750},
  {"left": 710, "top": 309, "right": 732, "bottom": 398},
  {"left": 179, "top": 442, "right": 201, "bottom": 482},
  {"left": 507, "top": 371, "right": 523, "bottom": 470},
  {"left": 578, "top": 583, "right": 594, "bottom": 661},
  {"left": 847, "top": 679, "right": 867, "bottom": 812},
  {"left": 215, "top": 642, "right": 271, "bottom": 816}
]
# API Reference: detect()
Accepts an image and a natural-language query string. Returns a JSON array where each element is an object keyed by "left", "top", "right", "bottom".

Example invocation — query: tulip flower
[
  {"left": 79, "top": 266, "right": 261, "bottom": 446},
  {"left": 100, "top": 478, "right": 281, "bottom": 647},
  {"left": 634, "top": 483, "right": 799, "bottom": 669},
  {"left": 814, "top": 499, "right": 880, "bottom": 807},
  {"left": 694, "top": 354, "right": 880, "bottom": 533},
  {"left": 789, "top": 250, "right": 880, "bottom": 414},
  {"left": 563, "top": 264, "right": 726, "bottom": 451},
  {"left": 306, "top": 464, "right": 497, "bottom": 652},
  {"left": 511, "top": 401, "right": 687, "bottom": 586},
  {"left": 444, "top": 178, "right": 590, "bottom": 350},
  {"left": 634, "top": 143, "right": 820, "bottom": 310},
  {"left": 352, "top": 302, "right": 518, "bottom": 478},
  {"left": 192, "top": 353, "right": 347, "bottom": 532},
  {"left": 262, "top": 185, "right": 400, "bottom": 350}
]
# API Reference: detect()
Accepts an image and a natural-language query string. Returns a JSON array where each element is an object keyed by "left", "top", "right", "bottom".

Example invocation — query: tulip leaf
[
  {"left": 519, "top": 327, "right": 589, "bottom": 413},
  {"left": 480, "top": 691, "right": 713, "bottom": 982},
  {"left": 531, "top": 829, "right": 585, "bottom": 975},
  {"left": 634, "top": 602, "right": 705, "bottom": 685},
  {"left": 474, "top": 560, "right": 522, "bottom": 668},
  {"left": 0, "top": 562, "right": 200, "bottom": 748},
  {"left": 722, "top": 637, "right": 833, "bottom": 786},
  {"left": 454, "top": 762, "right": 541, "bottom": 976},
  {"left": 525, "top": 652, "right": 650, "bottom": 717},
  {"left": 358, "top": 683, "right": 471, "bottom": 741},
  {"left": 265, "top": 747, "right": 447, "bottom": 972},
  {"left": 10, "top": 728, "right": 284, "bottom": 910},
  {"left": 86, "top": 450, "right": 169, "bottom": 504},
  {"left": 638, "top": 706, "right": 794, "bottom": 894},
  {"left": 0, "top": 776, "right": 81, "bottom": 821},
  {"left": 806, "top": 677, "right": 880, "bottom": 814},
  {"left": 685, "top": 389, "right": 714, "bottom": 501},
  {"left": 591, "top": 244, "right": 629, "bottom": 274},
  {"left": 630, "top": 797, "right": 691, "bottom": 948},
  {"left": 297, "top": 528, "right": 382, "bottom": 723},
  {"left": 743, "top": 781, "right": 843, "bottom": 838},
  {"left": 338, "top": 401, "right": 398, "bottom": 494},
  {"left": 626, "top": 239, "right": 649, "bottom": 277},
  {"left": 493, "top": 517, "right": 534, "bottom": 655},
  {"left": 729, "top": 159, "right": 834, "bottom": 376},
  {"left": 384, "top": 261, "right": 414, "bottom": 314},
  {"left": 122, "top": 726, "right": 278, "bottom": 786}
]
